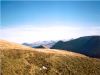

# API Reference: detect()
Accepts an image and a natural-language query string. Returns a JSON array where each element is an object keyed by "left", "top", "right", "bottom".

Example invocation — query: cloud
[{"left": 0, "top": 25, "right": 100, "bottom": 43}]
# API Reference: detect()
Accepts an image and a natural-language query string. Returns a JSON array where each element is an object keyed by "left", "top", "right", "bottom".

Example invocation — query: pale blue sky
[
  {"left": 1, "top": 1, "right": 100, "bottom": 27},
  {"left": 1, "top": 1, "right": 100, "bottom": 43}
]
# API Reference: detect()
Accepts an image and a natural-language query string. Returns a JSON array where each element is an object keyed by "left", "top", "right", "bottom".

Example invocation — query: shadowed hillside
[
  {"left": 51, "top": 36, "right": 100, "bottom": 58},
  {"left": 34, "top": 45, "right": 48, "bottom": 48},
  {"left": 0, "top": 40, "right": 100, "bottom": 75}
]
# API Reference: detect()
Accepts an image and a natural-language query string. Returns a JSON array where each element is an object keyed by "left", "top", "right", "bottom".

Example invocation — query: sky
[{"left": 1, "top": 1, "right": 100, "bottom": 43}]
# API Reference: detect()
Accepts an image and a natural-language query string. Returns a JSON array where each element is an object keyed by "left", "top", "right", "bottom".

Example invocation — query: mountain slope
[
  {"left": 0, "top": 40, "right": 100, "bottom": 75},
  {"left": 51, "top": 36, "right": 100, "bottom": 58}
]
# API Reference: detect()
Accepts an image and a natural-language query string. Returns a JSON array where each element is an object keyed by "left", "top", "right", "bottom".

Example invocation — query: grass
[{"left": 0, "top": 40, "right": 100, "bottom": 75}]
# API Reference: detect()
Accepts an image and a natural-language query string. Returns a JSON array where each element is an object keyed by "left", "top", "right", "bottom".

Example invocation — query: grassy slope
[{"left": 0, "top": 40, "right": 100, "bottom": 75}]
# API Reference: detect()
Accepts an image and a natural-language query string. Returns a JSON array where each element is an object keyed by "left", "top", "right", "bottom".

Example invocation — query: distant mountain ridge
[
  {"left": 22, "top": 36, "right": 100, "bottom": 58},
  {"left": 23, "top": 40, "right": 56, "bottom": 48},
  {"left": 51, "top": 36, "right": 100, "bottom": 58}
]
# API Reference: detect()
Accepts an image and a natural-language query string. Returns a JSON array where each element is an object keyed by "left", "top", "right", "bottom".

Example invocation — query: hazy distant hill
[
  {"left": 51, "top": 36, "right": 100, "bottom": 58},
  {"left": 23, "top": 41, "right": 56, "bottom": 48},
  {"left": 1, "top": 40, "right": 100, "bottom": 75},
  {"left": 35, "top": 45, "right": 46, "bottom": 48}
]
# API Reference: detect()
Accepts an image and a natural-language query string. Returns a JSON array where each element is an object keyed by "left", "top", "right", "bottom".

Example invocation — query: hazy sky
[{"left": 1, "top": 1, "right": 100, "bottom": 43}]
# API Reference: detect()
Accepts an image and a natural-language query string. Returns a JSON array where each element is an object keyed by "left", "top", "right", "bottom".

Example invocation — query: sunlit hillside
[{"left": 0, "top": 40, "right": 100, "bottom": 75}]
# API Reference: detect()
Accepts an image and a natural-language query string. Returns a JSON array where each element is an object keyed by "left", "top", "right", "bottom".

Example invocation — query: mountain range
[
  {"left": 23, "top": 36, "right": 100, "bottom": 58},
  {"left": 23, "top": 40, "right": 56, "bottom": 48}
]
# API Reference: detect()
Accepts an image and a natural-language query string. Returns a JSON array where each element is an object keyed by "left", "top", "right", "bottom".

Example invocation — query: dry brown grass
[{"left": 0, "top": 40, "right": 100, "bottom": 75}]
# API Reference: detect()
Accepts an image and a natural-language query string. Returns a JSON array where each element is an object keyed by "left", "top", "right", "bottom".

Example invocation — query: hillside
[
  {"left": 0, "top": 40, "right": 100, "bottom": 75},
  {"left": 0, "top": 40, "right": 31, "bottom": 50},
  {"left": 34, "top": 45, "right": 48, "bottom": 48},
  {"left": 51, "top": 36, "right": 100, "bottom": 58}
]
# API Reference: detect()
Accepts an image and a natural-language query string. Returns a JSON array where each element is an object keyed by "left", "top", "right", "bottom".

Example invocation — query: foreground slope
[
  {"left": 0, "top": 40, "right": 100, "bottom": 75},
  {"left": 51, "top": 36, "right": 100, "bottom": 58}
]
